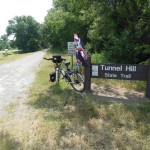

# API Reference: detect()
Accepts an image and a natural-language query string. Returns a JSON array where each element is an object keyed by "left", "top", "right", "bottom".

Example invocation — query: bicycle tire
[{"left": 69, "top": 72, "right": 85, "bottom": 92}]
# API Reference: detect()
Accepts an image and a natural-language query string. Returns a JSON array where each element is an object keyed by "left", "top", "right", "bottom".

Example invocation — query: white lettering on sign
[
  {"left": 105, "top": 73, "right": 117, "bottom": 78},
  {"left": 125, "top": 66, "right": 136, "bottom": 72},
  {"left": 101, "top": 65, "right": 122, "bottom": 71},
  {"left": 121, "top": 74, "right": 131, "bottom": 78},
  {"left": 100, "top": 65, "right": 137, "bottom": 72}
]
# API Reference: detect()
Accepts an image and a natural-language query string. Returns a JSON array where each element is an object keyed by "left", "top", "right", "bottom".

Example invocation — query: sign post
[
  {"left": 67, "top": 42, "right": 75, "bottom": 68},
  {"left": 146, "top": 59, "right": 150, "bottom": 98},
  {"left": 84, "top": 56, "right": 91, "bottom": 92}
]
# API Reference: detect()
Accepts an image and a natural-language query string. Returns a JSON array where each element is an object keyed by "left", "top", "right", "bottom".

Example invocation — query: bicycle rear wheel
[{"left": 69, "top": 72, "right": 85, "bottom": 92}]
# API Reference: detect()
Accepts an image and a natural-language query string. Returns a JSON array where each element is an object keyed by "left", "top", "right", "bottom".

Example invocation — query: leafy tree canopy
[
  {"left": 43, "top": 0, "right": 150, "bottom": 63},
  {"left": 7, "top": 16, "right": 41, "bottom": 53}
]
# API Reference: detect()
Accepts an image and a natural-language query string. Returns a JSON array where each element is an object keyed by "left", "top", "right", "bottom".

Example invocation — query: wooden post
[
  {"left": 146, "top": 58, "right": 150, "bottom": 98},
  {"left": 71, "top": 55, "right": 73, "bottom": 68},
  {"left": 84, "top": 56, "right": 91, "bottom": 92}
]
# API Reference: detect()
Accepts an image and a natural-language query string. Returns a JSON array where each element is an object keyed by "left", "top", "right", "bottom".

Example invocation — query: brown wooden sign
[
  {"left": 84, "top": 57, "right": 150, "bottom": 98},
  {"left": 91, "top": 64, "right": 148, "bottom": 81}
]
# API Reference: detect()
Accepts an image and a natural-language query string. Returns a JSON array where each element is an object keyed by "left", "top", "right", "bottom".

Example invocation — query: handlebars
[
  {"left": 43, "top": 56, "right": 66, "bottom": 63},
  {"left": 43, "top": 57, "right": 52, "bottom": 60}
]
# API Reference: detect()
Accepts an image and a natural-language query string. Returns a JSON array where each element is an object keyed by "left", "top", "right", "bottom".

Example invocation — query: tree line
[
  {"left": 2, "top": 0, "right": 150, "bottom": 64},
  {"left": 43, "top": 0, "right": 150, "bottom": 64}
]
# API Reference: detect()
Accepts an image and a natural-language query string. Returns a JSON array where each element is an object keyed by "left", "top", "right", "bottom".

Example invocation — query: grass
[
  {"left": 0, "top": 51, "right": 34, "bottom": 64},
  {"left": 0, "top": 132, "right": 20, "bottom": 150},
  {"left": 0, "top": 52, "right": 149, "bottom": 149},
  {"left": 5, "top": 101, "right": 19, "bottom": 113}
]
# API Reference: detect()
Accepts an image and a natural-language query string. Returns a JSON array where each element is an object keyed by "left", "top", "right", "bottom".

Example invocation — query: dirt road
[{"left": 0, "top": 50, "right": 46, "bottom": 115}]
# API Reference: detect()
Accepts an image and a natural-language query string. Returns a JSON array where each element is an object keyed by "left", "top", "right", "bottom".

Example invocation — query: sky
[{"left": 0, "top": 0, "right": 53, "bottom": 36}]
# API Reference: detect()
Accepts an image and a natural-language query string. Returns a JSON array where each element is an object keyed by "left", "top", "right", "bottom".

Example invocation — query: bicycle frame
[
  {"left": 43, "top": 56, "right": 85, "bottom": 92},
  {"left": 53, "top": 62, "right": 62, "bottom": 84}
]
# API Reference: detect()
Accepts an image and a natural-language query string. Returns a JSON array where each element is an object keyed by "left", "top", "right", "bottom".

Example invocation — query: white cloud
[{"left": 0, "top": 0, "right": 53, "bottom": 36}]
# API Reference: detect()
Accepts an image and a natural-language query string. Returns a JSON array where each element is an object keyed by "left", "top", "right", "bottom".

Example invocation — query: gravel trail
[{"left": 0, "top": 50, "right": 46, "bottom": 115}]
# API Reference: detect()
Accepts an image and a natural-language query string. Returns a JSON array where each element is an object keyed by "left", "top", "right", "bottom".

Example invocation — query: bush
[{"left": 91, "top": 52, "right": 107, "bottom": 64}]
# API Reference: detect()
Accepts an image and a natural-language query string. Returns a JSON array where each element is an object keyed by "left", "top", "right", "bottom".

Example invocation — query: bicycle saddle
[{"left": 64, "top": 61, "right": 70, "bottom": 66}]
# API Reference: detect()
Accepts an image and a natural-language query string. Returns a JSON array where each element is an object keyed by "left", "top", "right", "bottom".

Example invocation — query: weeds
[
  {"left": 5, "top": 102, "right": 18, "bottom": 113},
  {"left": 0, "top": 131, "right": 20, "bottom": 150}
]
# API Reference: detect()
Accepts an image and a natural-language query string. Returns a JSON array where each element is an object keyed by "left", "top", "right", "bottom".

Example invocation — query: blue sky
[{"left": 0, "top": 0, "right": 53, "bottom": 36}]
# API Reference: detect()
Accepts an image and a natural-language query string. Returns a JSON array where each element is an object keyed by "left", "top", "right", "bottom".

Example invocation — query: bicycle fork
[{"left": 55, "top": 68, "right": 59, "bottom": 84}]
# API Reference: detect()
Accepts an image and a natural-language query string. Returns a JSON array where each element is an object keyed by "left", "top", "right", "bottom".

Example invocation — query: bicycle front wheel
[
  {"left": 69, "top": 73, "right": 85, "bottom": 92},
  {"left": 55, "top": 68, "right": 59, "bottom": 84}
]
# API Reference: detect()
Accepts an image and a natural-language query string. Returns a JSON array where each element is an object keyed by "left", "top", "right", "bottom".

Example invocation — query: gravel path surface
[{"left": 0, "top": 50, "right": 46, "bottom": 115}]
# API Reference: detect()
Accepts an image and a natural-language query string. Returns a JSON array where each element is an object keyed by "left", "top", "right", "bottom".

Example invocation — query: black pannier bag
[{"left": 50, "top": 72, "right": 56, "bottom": 82}]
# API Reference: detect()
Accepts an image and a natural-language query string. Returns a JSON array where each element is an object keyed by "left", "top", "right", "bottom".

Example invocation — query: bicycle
[{"left": 43, "top": 55, "right": 85, "bottom": 92}]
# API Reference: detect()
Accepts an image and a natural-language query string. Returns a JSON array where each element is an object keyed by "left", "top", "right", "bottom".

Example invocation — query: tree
[
  {"left": 43, "top": 0, "right": 94, "bottom": 50},
  {"left": 0, "top": 34, "right": 10, "bottom": 50},
  {"left": 87, "top": 0, "right": 150, "bottom": 63},
  {"left": 43, "top": 8, "right": 74, "bottom": 50},
  {"left": 7, "top": 16, "right": 41, "bottom": 53}
]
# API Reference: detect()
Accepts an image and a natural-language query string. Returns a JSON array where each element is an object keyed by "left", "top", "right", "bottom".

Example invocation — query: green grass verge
[{"left": 0, "top": 51, "right": 34, "bottom": 64}]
